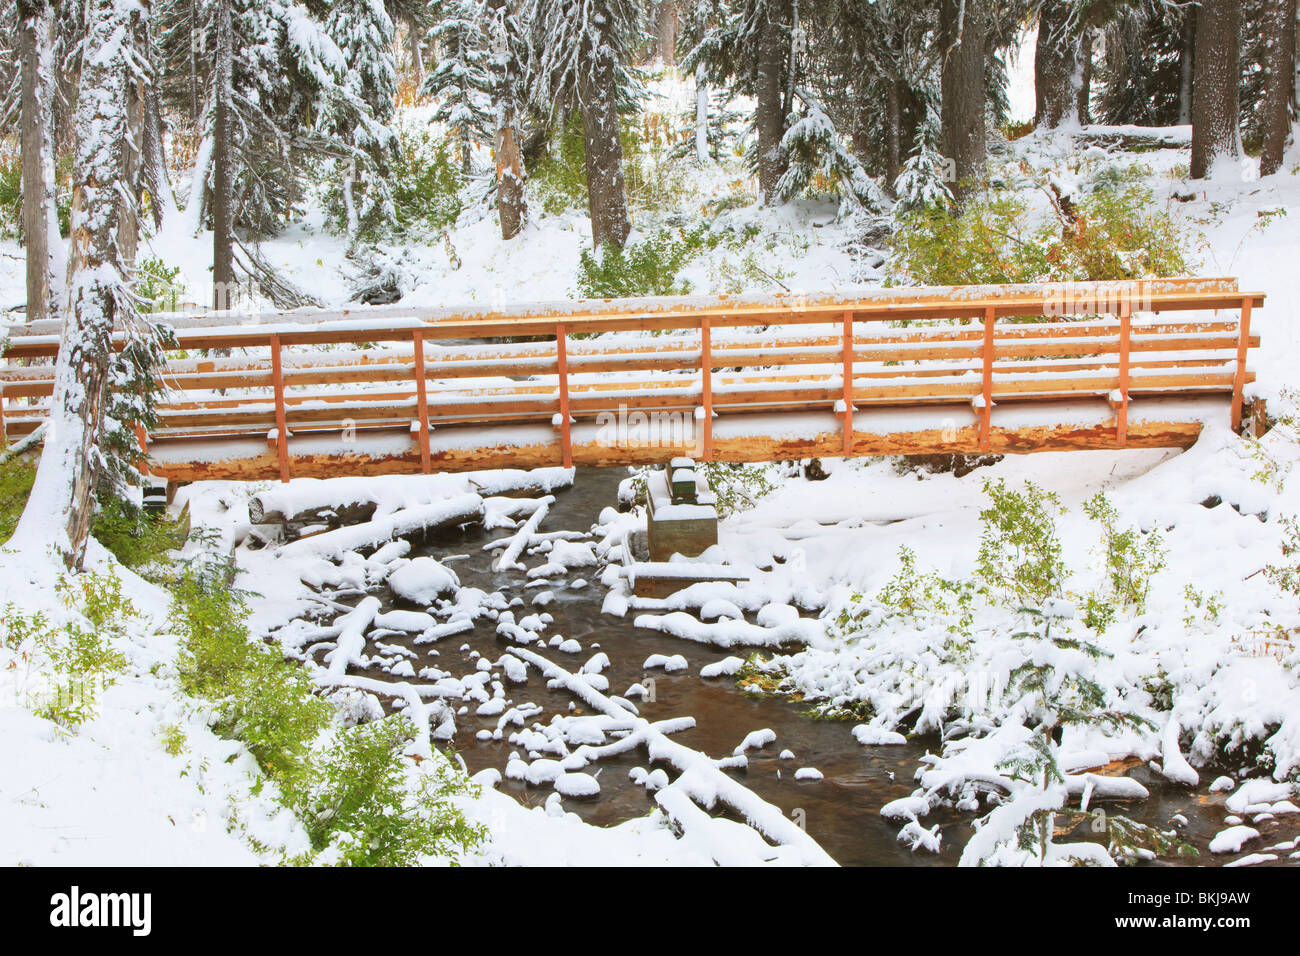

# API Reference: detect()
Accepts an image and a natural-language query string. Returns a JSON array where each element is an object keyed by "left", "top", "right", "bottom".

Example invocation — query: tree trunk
[
  {"left": 1190, "top": 0, "right": 1241, "bottom": 179},
  {"left": 1034, "top": 0, "right": 1078, "bottom": 128},
  {"left": 9, "top": 0, "right": 148, "bottom": 570},
  {"left": 579, "top": 67, "right": 632, "bottom": 249},
  {"left": 496, "top": 100, "right": 527, "bottom": 240},
  {"left": 18, "top": 0, "right": 61, "bottom": 327},
  {"left": 754, "top": 7, "right": 790, "bottom": 202},
  {"left": 885, "top": 77, "right": 903, "bottom": 187},
  {"left": 212, "top": 0, "right": 235, "bottom": 309},
  {"left": 1076, "top": 28, "right": 1093, "bottom": 124},
  {"left": 1178, "top": 5, "right": 1196, "bottom": 125},
  {"left": 940, "top": 0, "right": 987, "bottom": 198},
  {"left": 694, "top": 61, "right": 710, "bottom": 164},
  {"left": 1261, "top": 0, "right": 1298, "bottom": 176},
  {"left": 655, "top": 1, "right": 678, "bottom": 65}
]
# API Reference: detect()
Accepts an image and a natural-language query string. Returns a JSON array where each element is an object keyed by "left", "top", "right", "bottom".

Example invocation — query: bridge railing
[{"left": 0, "top": 278, "right": 1264, "bottom": 481}]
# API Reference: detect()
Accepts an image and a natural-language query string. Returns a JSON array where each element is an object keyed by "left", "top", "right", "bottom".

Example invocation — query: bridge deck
[{"left": 0, "top": 278, "right": 1263, "bottom": 482}]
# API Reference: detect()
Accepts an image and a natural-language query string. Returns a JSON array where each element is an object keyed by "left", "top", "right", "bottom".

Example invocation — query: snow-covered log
[{"left": 276, "top": 494, "right": 484, "bottom": 560}]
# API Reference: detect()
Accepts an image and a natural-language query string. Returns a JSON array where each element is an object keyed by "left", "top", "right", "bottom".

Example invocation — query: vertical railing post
[
  {"left": 1117, "top": 302, "right": 1131, "bottom": 447},
  {"left": 700, "top": 317, "right": 713, "bottom": 461},
  {"left": 412, "top": 330, "right": 432, "bottom": 473},
  {"left": 1231, "top": 296, "right": 1253, "bottom": 432},
  {"left": 979, "top": 307, "right": 995, "bottom": 451},
  {"left": 841, "top": 310, "right": 854, "bottom": 456},
  {"left": 556, "top": 323, "right": 572, "bottom": 468},
  {"left": 270, "top": 334, "right": 290, "bottom": 483},
  {"left": 134, "top": 423, "right": 150, "bottom": 477},
  {"left": 0, "top": 385, "right": 6, "bottom": 448}
]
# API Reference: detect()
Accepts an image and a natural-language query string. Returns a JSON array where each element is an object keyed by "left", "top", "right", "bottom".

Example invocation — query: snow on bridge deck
[{"left": 0, "top": 278, "right": 1264, "bottom": 482}]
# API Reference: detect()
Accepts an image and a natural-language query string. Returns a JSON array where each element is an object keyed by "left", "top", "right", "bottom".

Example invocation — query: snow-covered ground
[{"left": 3, "top": 65, "right": 1300, "bottom": 866}]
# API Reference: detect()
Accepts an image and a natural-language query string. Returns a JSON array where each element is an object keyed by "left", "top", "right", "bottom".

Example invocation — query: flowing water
[{"left": 327, "top": 467, "right": 1296, "bottom": 866}]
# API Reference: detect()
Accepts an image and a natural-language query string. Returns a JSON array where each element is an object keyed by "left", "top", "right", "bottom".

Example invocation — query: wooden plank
[
  {"left": 979, "top": 307, "right": 994, "bottom": 451},
  {"left": 1231, "top": 296, "right": 1253, "bottom": 431},
  {"left": 270, "top": 334, "right": 290, "bottom": 483},
  {"left": 412, "top": 330, "right": 431, "bottom": 473},
  {"left": 701, "top": 317, "right": 713, "bottom": 461},
  {"left": 556, "top": 323, "right": 572, "bottom": 468}
]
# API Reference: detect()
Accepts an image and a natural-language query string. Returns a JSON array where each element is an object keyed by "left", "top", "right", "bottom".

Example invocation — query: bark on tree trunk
[
  {"left": 885, "top": 77, "right": 903, "bottom": 187},
  {"left": 212, "top": 0, "right": 235, "bottom": 309},
  {"left": 496, "top": 101, "right": 527, "bottom": 240},
  {"left": 940, "top": 0, "right": 987, "bottom": 198},
  {"left": 1190, "top": 0, "right": 1242, "bottom": 179},
  {"left": 754, "top": 6, "right": 790, "bottom": 203},
  {"left": 1178, "top": 5, "right": 1196, "bottom": 125},
  {"left": 18, "top": 0, "right": 60, "bottom": 326},
  {"left": 1261, "top": 0, "right": 1298, "bottom": 176},
  {"left": 9, "top": 0, "right": 148, "bottom": 570},
  {"left": 655, "top": 1, "right": 678, "bottom": 65},
  {"left": 1034, "top": 0, "right": 1079, "bottom": 129},
  {"left": 579, "top": 68, "right": 632, "bottom": 249},
  {"left": 1076, "top": 28, "right": 1093, "bottom": 124},
  {"left": 695, "top": 61, "right": 710, "bottom": 164}
]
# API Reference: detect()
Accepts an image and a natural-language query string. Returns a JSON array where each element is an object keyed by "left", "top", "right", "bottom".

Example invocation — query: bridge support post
[
  {"left": 0, "top": 385, "right": 6, "bottom": 447},
  {"left": 979, "top": 307, "right": 995, "bottom": 451},
  {"left": 700, "top": 317, "right": 713, "bottom": 461},
  {"left": 1117, "top": 303, "right": 1131, "bottom": 446},
  {"left": 556, "top": 323, "right": 572, "bottom": 468},
  {"left": 134, "top": 424, "right": 150, "bottom": 476},
  {"left": 270, "top": 334, "right": 290, "bottom": 483},
  {"left": 1231, "top": 296, "right": 1254, "bottom": 432},
  {"left": 412, "top": 330, "right": 431, "bottom": 473},
  {"left": 841, "top": 310, "right": 853, "bottom": 455}
]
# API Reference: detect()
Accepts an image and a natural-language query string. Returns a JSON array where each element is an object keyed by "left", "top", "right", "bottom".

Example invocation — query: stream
[{"left": 318, "top": 466, "right": 1298, "bottom": 866}]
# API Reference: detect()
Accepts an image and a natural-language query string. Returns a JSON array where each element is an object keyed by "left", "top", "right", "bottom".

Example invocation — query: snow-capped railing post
[
  {"left": 1117, "top": 301, "right": 1131, "bottom": 446},
  {"left": 841, "top": 310, "right": 853, "bottom": 455},
  {"left": 978, "top": 306, "right": 995, "bottom": 451},
  {"left": 700, "top": 316, "right": 713, "bottom": 461},
  {"left": 556, "top": 323, "right": 572, "bottom": 468},
  {"left": 1231, "top": 295, "right": 1254, "bottom": 432},
  {"left": 270, "top": 334, "right": 290, "bottom": 483},
  {"left": 412, "top": 329, "right": 432, "bottom": 473}
]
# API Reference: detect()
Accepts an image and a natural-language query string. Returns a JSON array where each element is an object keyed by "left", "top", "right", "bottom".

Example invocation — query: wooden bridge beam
[{"left": 1117, "top": 302, "right": 1131, "bottom": 446}]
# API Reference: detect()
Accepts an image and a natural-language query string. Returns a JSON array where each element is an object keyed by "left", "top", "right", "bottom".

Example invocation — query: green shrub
[
  {"left": 0, "top": 155, "right": 19, "bottom": 241},
  {"left": 1, "top": 572, "right": 131, "bottom": 729},
  {"left": 391, "top": 125, "right": 464, "bottom": 235},
  {"left": 324, "top": 124, "right": 463, "bottom": 239},
  {"left": 889, "top": 183, "right": 1191, "bottom": 285},
  {"left": 0, "top": 456, "right": 37, "bottom": 542},
  {"left": 91, "top": 495, "right": 188, "bottom": 581},
  {"left": 698, "top": 461, "right": 774, "bottom": 518},
  {"left": 576, "top": 226, "right": 714, "bottom": 298},
  {"left": 171, "top": 572, "right": 331, "bottom": 794},
  {"left": 170, "top": 573, "right": 484, "bottom": 864},
  {"left": 135, "top": 256, "right": 186, "bottom": 313},
  {"left": 302, "top": 715, "right": 485, "bottom": 867},
  {"left": 530, "top": 115, "right": 589, "bottom": 215},
  {"left": 877, "top": 545, "right": 975, "bottom": 633},
  {"left": 1081, "top": 492, "right": 1166, "bottom": 623},
  {"left": 976, "top": 478, "right": 1069, "bottom": 608}
]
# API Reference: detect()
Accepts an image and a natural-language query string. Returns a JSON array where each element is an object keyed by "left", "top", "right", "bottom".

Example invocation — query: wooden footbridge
[{"left": 0, "top": 278, "right": 1262, "bottom": 483}]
